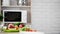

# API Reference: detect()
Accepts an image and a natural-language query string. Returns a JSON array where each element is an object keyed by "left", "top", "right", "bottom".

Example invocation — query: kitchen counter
[
  {"left": 19, "top": 32, "right": 44, "bottom": 34},
  {"left": 0, "top": 32, "right": 44, "bottom": 34},
  {"left": 0, "top": 32, "right": 19, "bottom": 34}
]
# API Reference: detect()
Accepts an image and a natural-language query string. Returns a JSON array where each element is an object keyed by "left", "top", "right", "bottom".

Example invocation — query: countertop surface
[
  {"left": 0, "top": 32, "right": 19, "bottom": 34},
  {"left": 0, "top": 32, "right": 44, "bottom": 34}
]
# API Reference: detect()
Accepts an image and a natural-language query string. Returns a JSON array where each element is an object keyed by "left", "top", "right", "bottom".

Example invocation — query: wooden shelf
[
  {"left": 4, "top": 22, "right": 27, "bottom": 23},
  {"left": 2, "top": 5, "right": 31, "bottom": 8}
]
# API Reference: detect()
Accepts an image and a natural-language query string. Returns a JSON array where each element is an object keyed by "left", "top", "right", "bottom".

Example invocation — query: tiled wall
[{"left": 32, "top": 0, "right": 60, "bottom": 34}]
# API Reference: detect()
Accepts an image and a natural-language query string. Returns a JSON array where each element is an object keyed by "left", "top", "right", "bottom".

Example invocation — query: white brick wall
[{"left": 32, "top": 0, "right": 60, "bottom": 34}]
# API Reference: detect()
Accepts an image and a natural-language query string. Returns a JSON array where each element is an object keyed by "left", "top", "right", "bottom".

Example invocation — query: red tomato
[
  {"left": 19, "top": 24, "right": 24, "bottom": 28},
  {"left": 19, "top": 25, "right": 23, "bottom": 28}
]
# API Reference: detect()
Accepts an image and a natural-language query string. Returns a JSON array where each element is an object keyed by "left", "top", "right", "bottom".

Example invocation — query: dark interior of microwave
[{"left": 4, "top": 11, "right": 21, "bottom": 22}]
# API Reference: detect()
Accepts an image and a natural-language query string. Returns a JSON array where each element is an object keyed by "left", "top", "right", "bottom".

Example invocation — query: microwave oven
[{"left": 3, "top": 10, "right": 27, "bottom": 23}]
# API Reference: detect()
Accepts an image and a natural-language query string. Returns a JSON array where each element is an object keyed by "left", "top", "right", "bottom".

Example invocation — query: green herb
[{"left": 0, "top": 14, "right": 3, "bottom": 21}]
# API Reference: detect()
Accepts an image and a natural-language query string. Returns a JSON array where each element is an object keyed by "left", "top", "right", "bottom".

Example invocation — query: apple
[
  {"left": 19, "top": 24, "right": 24, "bottom": 28},
  {"left": 8, "top": 23, "right": 15, "bottom": 28}
]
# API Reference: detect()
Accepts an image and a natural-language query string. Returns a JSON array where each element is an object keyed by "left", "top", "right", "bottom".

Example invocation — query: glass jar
[
  {"left": 22, "top": 0, "right": 28, "bottom": 6},
  {"left": 19, "top": 0, "right": 22, "bottom": 6}
]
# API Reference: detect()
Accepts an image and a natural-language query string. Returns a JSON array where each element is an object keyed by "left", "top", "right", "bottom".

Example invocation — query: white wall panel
[{"left": 32, "top": 0, "right": 60, "bottom": 34}]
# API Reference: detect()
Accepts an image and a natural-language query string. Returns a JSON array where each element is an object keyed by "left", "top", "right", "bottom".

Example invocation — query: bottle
[
  {"left": 22, "top": 0, "right": 28, "bottom": 6},
  {"left": 19, "top": 0, "right": 22, "bottom": 6}
]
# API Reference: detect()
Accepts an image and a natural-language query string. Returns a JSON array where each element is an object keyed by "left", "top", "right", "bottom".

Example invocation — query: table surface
[
  {"left": 20, "top": 32, "right": 44, "bottom": 34},
  {"left": 0, "top": 32, "right": 19, "bottom": 34},
  {"left": 0, "top": 32, "right": 44, "bottom": 34}
]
